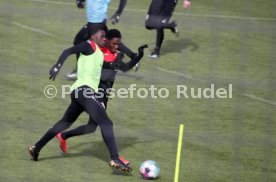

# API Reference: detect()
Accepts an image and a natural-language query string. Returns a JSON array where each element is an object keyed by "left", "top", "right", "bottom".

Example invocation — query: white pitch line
[
  {"left": 243, "top": 93, "right": 276, "bottom": 106},
  {"left": 32, "top": 0, "right": 73, "bottom": 5},
  {"left": 156, "top": 67, "right": 204, "bottom": 82},
  {"left": 31, "top": 0, "right": 276, "bottom": 22},
  {"left": 176, "top": 13, "right": 276, "bottom": 21},
  {"left": 158, "top": 68, "right": 276, "bottom": 106},
  {"left": 12, "top": 22, "right": 52, "bottom": 36}
]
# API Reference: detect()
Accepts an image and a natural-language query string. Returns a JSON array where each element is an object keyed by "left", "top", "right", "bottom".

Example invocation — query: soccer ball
[{"left": 139, "top": 160, "right": 160, "bottom": 179}]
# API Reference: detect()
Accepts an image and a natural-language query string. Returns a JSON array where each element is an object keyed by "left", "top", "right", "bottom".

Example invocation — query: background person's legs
[
  {"left": 146, "top": 0, "right": 179, "bottom": 58},
  {"left": 149, "top": 29, "right": 164, "bottom": 58}
]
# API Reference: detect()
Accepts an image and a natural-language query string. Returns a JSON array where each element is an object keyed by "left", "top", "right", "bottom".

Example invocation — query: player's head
[
  {"left": 89, "top": 24, "right": 107, "bottom": 47},
  {"left": 106, "top": 29, "right": 122, "bottom": 53}
]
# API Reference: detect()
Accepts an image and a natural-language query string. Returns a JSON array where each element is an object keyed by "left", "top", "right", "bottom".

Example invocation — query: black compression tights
[
  {"left": 62, "top": 116, "right": 98, "bottom": 139},
  {"left": 61, "top": 81, "right": 113, "bottom": 140},
  {"left": 34, "top": 86, "right": 119, "bottom": 160}
]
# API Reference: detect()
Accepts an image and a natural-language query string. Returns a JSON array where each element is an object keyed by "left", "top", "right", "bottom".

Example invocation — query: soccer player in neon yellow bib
[
  {"left": 56, "top": 29, "right": 147, "bottom": 166},
  {"left": 28, "top": 24, "right": 132, "bottom": 172}
]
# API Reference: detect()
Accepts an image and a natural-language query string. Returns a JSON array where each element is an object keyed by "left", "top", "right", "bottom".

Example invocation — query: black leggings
[
  {"left": 145, "top": 0, "right": 177, "bottom": 51},
  {"left": 145, "top": 0, "right": 177, "bottom": 29},
  {"left": 61, "top": 81, "right": 113, "bottom": 141},
  {"left": 34, "top": 86, "right": 119, "bottom": 160}
]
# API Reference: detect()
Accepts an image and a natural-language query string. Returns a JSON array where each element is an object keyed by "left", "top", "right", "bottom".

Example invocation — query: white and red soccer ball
[{"left": 139, "top": 160, "right": 160, "bottom": 179}]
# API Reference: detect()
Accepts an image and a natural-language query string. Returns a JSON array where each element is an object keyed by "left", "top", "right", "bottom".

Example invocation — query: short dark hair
[
  {"left": 88, "top": 23, "right": 108, "bottom": 37},
  {"left": 106, "top": 29, "right": 122, "bottom": 40}
]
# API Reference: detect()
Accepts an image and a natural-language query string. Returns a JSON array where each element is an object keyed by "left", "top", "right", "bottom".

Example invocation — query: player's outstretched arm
[
  {"left": 49, "top": 42, "right": 93, "bottom": 81},
  {"left": 110, "top": 0, "right": 127, "bottom": 24},
  {"left": 119, "top": 44, "right": 148, "bottom": 72}
]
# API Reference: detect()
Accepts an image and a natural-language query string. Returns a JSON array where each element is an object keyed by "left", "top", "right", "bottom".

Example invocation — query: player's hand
[
  {"left": 116, "top": 51, "right": 125, "bottom": 61},
  {"left": 110, "top": 13, "right": 120, "bottom": 24},
  {"left": 110, "top": 52, "right": 124, "bottom": 69},
  {"left": 183, "top": 0, "right": 191, "bottom": 9},
  {"left": 76, "top": 0, "right": 85, "bottom": 9},
  {"left": 138, "top": 44, "right": 148, "bottom": 54},
  {"left": 49, "top": 64, "right": 61, "bottom": 81}
]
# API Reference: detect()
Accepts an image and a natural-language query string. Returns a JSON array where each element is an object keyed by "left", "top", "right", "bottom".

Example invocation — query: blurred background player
[
  {"left": 56, "top": 29, "right": 148, "bottom": 166},
  {"left": 28, "top": 26, "right": 132, "bottom": 172},
  {"left": 146, "top": 0, "right": 191, "bottom": 58},
  {"left": 67, "top": 0, "right": 139, "bottom": 79}
]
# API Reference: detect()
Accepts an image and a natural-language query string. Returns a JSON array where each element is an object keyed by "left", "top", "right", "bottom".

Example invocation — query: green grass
[{"left": 0, "top": 0, "right": 275, "bottom": 181}]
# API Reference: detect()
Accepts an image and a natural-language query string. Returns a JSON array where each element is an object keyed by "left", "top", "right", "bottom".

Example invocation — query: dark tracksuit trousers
[{"left": 145, "top": 0, "right": 178, "bottom": 53}]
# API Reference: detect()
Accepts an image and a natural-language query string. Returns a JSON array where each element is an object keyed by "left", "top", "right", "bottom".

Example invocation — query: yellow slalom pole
[{"left": 174, "top": 124, "right": 185, "bottom": 182}]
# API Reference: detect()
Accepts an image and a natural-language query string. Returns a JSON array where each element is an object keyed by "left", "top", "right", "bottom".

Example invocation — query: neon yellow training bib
[{"left": 71, "top": 41, "right": 103, "bottom": 92}]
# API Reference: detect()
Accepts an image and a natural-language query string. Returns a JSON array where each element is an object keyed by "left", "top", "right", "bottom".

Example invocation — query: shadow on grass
[
  {"left": 160, "top": 38, "right": 199, "bottom": 56},
  {"left": 38, "top": 136, "right": 140, "bottom": 162}
]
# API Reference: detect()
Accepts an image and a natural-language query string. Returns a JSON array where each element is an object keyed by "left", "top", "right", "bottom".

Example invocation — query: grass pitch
[{"left": 0, "top": 0, "right": 275, "bottom": 181}]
